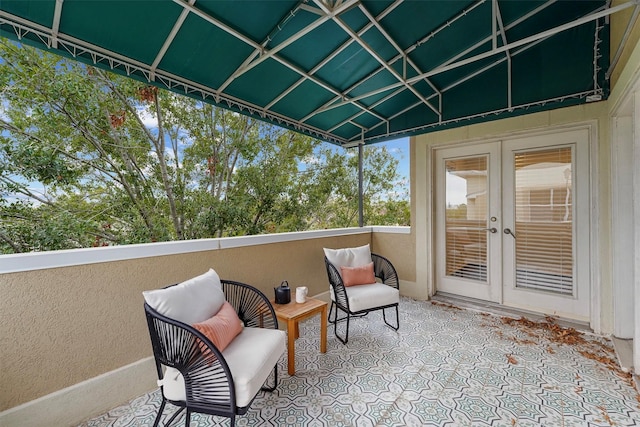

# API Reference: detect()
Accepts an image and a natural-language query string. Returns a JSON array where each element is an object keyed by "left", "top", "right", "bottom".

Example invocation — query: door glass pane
[
  {"left": 514, "top": 147, "right": 573, "bottom": 294},
  {"left": 445, "top": 157, "right": 487, "bottom": 282}
]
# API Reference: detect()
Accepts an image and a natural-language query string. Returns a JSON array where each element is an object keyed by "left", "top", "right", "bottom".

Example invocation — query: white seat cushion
[
  {"left": 159, "top": 327, "right": 286, "bottom": 408},
  {"left": 331, "top": 282, "right": 399, "bottom": 313}
]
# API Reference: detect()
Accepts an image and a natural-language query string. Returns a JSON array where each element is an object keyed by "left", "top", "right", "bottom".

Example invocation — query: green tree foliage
[{"left": 0, "top": 41, "right": 408, "bottom": 254}]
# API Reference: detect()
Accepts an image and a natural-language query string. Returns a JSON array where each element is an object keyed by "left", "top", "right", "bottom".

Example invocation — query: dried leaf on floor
[
  {"left": 597, "top": 406, "right": 615, "bottom": 426},
  {"left": 431, "top": 301, "right": 462, "bottom": 311},
  {"left": 507, "top": 354, "right": 518, "bottom": 364}
]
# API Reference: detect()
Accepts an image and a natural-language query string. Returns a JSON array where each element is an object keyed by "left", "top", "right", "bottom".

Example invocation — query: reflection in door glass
[
  {"left": 445, "top": 157, "right": 488, "bottom": 282},
  {"left": 514, "top": 147, "right": 573, "bottom": 295}
]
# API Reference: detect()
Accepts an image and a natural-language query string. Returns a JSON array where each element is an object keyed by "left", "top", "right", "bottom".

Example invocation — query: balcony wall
[{"left": 0, "top": 226, "right": 414, "bottom": 426}]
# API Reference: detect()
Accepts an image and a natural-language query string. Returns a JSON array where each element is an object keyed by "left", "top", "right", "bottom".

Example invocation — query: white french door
[
  {"left": 501, "top": 130, "right": 590, "bottom": 319},
  {"left": 434, "top": 128, "right": 591, "bottom": 320},
  {"left": 435, "top": 142, "right": 502, "bottom": 302}
]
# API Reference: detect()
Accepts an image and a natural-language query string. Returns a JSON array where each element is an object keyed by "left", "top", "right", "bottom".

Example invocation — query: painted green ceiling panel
[
  {"left": 160, "top": 14, "right": 254, "bottom": 90},
  {"left": 352, "top": 112, "right": 382, "bottom": 129},
  {"left": 372, "top": 89, "right": 420, "bottom": 117},
  {"left": 378, "top": 1, "right": 476, "bottom": 51},
  {"left": 332, "top": 122, "right": 363, "bottom": 140},
  {"left": 339, "top": 5, "right": 370, "bottom": 33},
  {"left": 1, "top": 0, "right": 54, "bottom": 28},
  {"left": 61, "top": 1, "right": 181, "bottom": 65},
  {"left": 408, "top": 2, "right": 492, "bottom": 75},
  {"left": 511, "top": 25, "right": 596, "bottom": 105},
  {"left": 197, "top": 0, "right": 300, "bottom": 43},
  {"left": 356, "top": 88, "right": 401, "bottom": 108},
  {"left": 360, "top": 27, "right": 398, "bottom": 63},
  {"left": 347, "top": 68, "right": 399, "bottom": 99},
  {"left": 443, "top": 63, "right": 509, "bottom": 120},
  {"left": 226, "top": 59, "right": 302, "bottom": 107},
  {"left": 278, "top": 21, "right": 350, "bottom": 71},
  {"left": 270, "top": 80, "right": 337, "bottom": 121},
  {"left": 306, "top": 103, "right": 361, "bottom": 130},
  {"left": 314, "top": 42, "right": 382, "bottom": 92},
  {"left": 429, "top": 43, "right": 502, "bottom": 90},
  {"left": 0, "top": 0, "right": 615, "bottom": 145},
  {"left": 505, "top": 1, "right": 603, "bottom": 42}
]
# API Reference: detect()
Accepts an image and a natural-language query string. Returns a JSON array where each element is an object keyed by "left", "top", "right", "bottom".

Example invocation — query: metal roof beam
[
  {"left": 0, "top": 11, "right": 349, "bottom": 145},
  {"left": 406, "top": 0, "right": 637, "bottom": 85},
  {"left": 297, "top": 1, "right": 404, "bottom": 123},
  {"left": 357, "top": 3, "right": 441, "bottom": 118},
  {"left": 326, "top": 87, "right": 406, "bottom": 133},
  {"left": 310, "top": 0, "right": 497, "bottom": 116},
  {"left": 151, "top": 0, "right": 195, "bottom": 81},
  {"left": 313, "top": 0, "right": 439, "bottom": 118},
  {"left": 51, "top": 0, "right": 63, "bottom": 49},
  {"left": 494, "top": 0, "right": 512, "bottom": 110},
  {"left": 171, "top": 0, "right": 385, "bottom": 128},
  {"left": 362, "top": 89, "right": 599, "bottom": 144},
  {"left": 218, "top": 0, "right": 360, "bottom": 91},
  {"left": 318, "top": 0, "right": 633, "bottom": 114}
]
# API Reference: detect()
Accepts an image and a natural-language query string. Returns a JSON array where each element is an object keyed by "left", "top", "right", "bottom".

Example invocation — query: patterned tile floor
[{"left": 79, "top": 297, "right": 640, "bottom": 426}]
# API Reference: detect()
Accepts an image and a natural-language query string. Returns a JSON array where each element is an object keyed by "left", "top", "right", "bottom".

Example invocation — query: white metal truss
[
  {"left": 169, "top": 0, "right": 388, "bottom": 130},
  {"left": 1, "top": 0, "right": 637, "bottom": 146},
  {"left": 0, "top": 11, "right": 349, "bottom": 145}
]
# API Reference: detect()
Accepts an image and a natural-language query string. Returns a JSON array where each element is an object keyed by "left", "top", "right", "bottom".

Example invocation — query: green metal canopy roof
[{"left": 0, "top": 0, "right": 634, "bottom": 146}]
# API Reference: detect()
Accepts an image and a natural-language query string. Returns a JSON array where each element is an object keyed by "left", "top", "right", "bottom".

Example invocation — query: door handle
[
  {"left": 486, "top": 227, "right": 497, "bottom": 233},
  {"left": 504, "top": 228, "right": 516, "bottom": 239}
]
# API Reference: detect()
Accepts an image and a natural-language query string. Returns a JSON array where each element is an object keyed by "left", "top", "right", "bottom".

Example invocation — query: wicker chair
[
  {"left": 144, "top": 278, "right": 285, "bottom": 427},
  {"left": 324, "top": 252, "right": 400, "bottom": 344}
]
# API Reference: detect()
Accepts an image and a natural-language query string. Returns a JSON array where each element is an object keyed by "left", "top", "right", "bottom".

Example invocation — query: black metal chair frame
[
  {"left": 144, "top": 279, "right": 280, "bottom": 427},
  {"left": 325, "top": 253, "right": 400, "bottom": 344}
]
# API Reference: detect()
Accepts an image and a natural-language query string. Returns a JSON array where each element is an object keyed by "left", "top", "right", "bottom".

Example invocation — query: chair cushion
[
  {"left": 323, "top": 244, "right": 372, "bottom": 279},
  {"left": 331, "top": 282, "right": 399, "bottom": 313},
  {"left": 143, "top": 269, "right": 225, "bottom": 324},
  {"left": 193, "top": 301, "right": 243, "bottom": 352},
  {"left": 159, "top": 327, "right": 286, "bottom": 408},
  {"left": 341, "top": 262, "right": 375, "bottom": 287}
]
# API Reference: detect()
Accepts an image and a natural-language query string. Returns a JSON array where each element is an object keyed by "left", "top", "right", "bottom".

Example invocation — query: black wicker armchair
[
  {"left": 144, "top": 278, "right": 285, "bottom": 427},
  {"left": 324, "top": 252, "right": 400, "bottom": 344}
]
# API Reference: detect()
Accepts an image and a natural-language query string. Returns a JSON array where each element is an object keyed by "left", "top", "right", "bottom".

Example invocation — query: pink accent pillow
[
  {"left": 341, "top": 262, "right": 376, "bottom": 287},
  {"left": 193, "top": 301, "right": 243, "bottom": 353}
]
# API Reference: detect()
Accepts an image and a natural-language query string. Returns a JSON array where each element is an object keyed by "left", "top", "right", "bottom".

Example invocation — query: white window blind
[
  {"left": 514, "top": 147, "right": 573, "bottom": 295},
  {"left": 445, "top": 156, "right": 488, "bottom": 282}
]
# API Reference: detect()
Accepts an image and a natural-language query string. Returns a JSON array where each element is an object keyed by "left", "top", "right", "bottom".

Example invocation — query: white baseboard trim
[{"left": 0, "top": 357, "right": 157, "bottom": 427}]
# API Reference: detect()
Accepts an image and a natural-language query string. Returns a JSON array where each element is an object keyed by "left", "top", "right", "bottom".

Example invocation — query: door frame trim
[{"left": 417, "top": 121, "right": 600, "bottom": 331}]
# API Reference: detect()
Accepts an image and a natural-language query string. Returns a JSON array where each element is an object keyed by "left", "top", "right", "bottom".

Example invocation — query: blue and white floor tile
[{"left": 79, "top": 297, "right": 640, "bottom": 426}]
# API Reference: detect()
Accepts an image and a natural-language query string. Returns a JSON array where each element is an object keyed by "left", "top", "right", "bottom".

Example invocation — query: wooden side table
[{"left": 271, "top": 297, "right": 328, "bottom": 375}]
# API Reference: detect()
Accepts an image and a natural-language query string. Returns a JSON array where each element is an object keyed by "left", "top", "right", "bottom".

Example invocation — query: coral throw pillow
[
  {"left": 341, "top": 262, "right": 376, "bottom": 287},
  {"left": 193, "top": 301, "right": 243, "bottom": 353}
]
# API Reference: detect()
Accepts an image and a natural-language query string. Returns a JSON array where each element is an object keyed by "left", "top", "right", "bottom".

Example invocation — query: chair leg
[
  {"left": 152, "top": 397, "right": 167, "bottom": 427},
  {"left": 383, "top": 305, "right": 400, "bottom": 331},
  {"left": 333, "top": 309, "right": 349, "bottom": 345},
  {"left": 164, "top": 406, "right": 185, "bottom": 427},
  {"left": 261, "top": 365, "right": 278, "bottom": 392},
  {"left": 329, "top": 301, "right": 352, "bottom": 344},
  {"left": 328, "top": 301, "right": 336, "bottom": 324},
  {"left": 184, "top": 409, "right": 191, "bottom": 427}
]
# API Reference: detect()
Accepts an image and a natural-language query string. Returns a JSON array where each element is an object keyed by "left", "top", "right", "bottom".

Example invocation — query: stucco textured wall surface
[{"left": 1, "top": 232, "right": 386, "bottom": 411}]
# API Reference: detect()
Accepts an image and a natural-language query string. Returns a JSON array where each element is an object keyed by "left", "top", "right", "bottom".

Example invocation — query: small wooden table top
[{"left": 271, "top": 297, "right": 328, "bottom": 375}]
